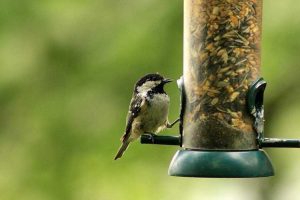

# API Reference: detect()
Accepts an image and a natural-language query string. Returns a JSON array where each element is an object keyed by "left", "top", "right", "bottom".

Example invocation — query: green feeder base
[{"left": 168, "top": 149, "right": 274, "bottom": 178}]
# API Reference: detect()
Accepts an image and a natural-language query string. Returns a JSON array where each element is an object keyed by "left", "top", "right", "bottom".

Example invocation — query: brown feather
[{"left": 114, "top": 141, "right": 130, "bottom": 160}]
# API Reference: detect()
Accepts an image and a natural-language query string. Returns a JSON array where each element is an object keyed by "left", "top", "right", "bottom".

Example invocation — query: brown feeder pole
[{"left": 182, "top": 0, "right": 262, "bottom": 150}]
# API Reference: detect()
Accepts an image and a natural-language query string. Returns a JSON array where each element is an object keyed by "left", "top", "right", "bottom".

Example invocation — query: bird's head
[{"left": 134, "top": 73, "right": 172, "bottom": 94}]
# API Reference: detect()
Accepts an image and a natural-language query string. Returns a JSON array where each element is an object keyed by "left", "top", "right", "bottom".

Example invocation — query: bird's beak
[{"left": 163, "top": 78, "right": 172, "bottom": 84}]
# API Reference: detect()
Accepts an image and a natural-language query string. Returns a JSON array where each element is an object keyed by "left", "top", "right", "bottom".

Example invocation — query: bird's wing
[{"left": 121, "top": 94, "right": 145, "bottom": 142}]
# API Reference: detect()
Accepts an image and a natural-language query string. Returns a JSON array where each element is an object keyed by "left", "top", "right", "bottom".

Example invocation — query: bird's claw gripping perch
[
  {"left": 144, "top": 132, "right": 156, "bottom": 143},
  {"left": 167, "top": 118, "right": 180, "bottom": 128}
]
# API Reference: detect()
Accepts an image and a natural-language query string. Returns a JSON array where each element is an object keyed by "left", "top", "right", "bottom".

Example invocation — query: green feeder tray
[{"left": 168, "top": 149, "right": 274, "bottom": 178}]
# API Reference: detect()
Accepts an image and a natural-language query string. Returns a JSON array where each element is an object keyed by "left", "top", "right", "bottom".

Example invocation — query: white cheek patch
[{"left": 137, "top": 81, "right": 161, "bottom": 93}]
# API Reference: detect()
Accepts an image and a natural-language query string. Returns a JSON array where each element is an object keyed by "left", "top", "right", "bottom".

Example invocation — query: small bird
[{"left": 114, "top": 73, "right": 177, "bottom": 160}]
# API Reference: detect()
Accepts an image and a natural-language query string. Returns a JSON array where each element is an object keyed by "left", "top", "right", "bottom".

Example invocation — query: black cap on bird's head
[{"left": 134, "top": 73, "right": 172, "bottom": 93}]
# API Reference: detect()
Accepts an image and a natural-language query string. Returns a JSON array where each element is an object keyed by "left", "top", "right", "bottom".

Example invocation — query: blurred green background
[{"left": 0, "top": 0, "right": 300, "bottom": 199}]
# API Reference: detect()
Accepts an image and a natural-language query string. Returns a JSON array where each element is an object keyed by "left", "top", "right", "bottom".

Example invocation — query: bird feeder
[{"left": 141, "top": 0, "right": 300, "bottom": 178}]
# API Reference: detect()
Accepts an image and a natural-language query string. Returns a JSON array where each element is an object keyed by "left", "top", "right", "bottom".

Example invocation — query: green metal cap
[{"left": 168, "top": 149, "right": 274, "bottom": 178}]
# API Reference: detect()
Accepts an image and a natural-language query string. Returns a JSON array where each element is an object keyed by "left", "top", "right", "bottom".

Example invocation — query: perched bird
[{"left": 114, "top": 73, "right": 177, "bottom": 160}]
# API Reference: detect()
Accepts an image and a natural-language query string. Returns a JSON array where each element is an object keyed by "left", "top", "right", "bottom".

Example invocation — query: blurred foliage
[{"left": 0, "top": 0, "right": 300, "bottom": 200}]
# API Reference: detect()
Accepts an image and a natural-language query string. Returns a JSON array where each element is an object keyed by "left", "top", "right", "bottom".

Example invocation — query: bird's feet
[
  {"left": 167, "top": 118, "right": 180, "bottom": 128},
  {"left": 144, "top": 132, "right": 156, "bottom": 143}
]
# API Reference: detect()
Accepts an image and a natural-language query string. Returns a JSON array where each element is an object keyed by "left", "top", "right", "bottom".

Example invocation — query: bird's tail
[{"left": 114, "top": 141, "right": 130, "bottom": 160}]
